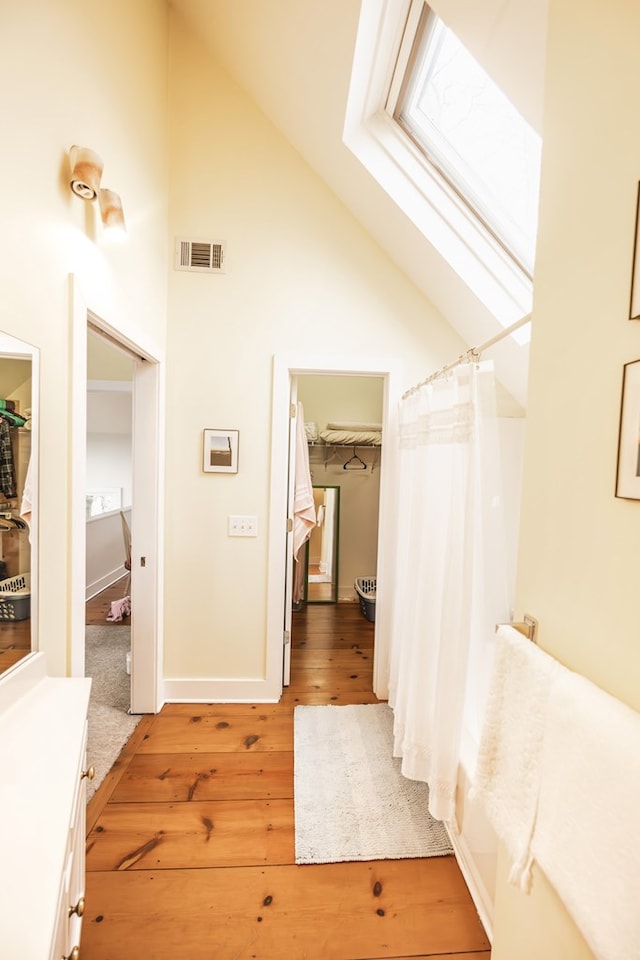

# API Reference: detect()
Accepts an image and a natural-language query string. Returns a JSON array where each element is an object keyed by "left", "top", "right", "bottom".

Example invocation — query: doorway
[
  {"left": 85, "top": 329, "right": 134, "bottom": 714},
  {"left": 266, "top": 354, "right": 402, "bottom": 703},
  {"left": 70, "top": 278, "right": 164, "bottom": 714}
]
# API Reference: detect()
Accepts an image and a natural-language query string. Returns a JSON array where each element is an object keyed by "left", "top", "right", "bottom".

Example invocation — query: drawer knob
[
  {"left": 69, "top": 896, "right": 85, "bottom": 917},
  {"left": 63, "top": 948, "right": 80, "bottom": 960},
  {"left": 81, "top": 766, "right": 95, "bottom": 781}
]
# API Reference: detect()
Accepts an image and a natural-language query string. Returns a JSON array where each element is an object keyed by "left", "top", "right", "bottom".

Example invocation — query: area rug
[
  {"left": 85, "top": 624, "right": 141, "bottom": 801},
  {"left": 293, "top": 703, "right": 453, "bottom": 864}
]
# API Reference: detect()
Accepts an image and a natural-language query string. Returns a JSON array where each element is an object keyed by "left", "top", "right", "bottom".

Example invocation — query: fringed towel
[
  {"left": 531, "top": 667, "right": 640, "bottom": 960},
  {"left": 292, "top": 401, "right": 316, "bottom": 561},
  {"left": 472, "top": 624, "right": 640, "bottom": 960},
  {"left": 470, "top": 624, "right": 559, "bottom": 889}
]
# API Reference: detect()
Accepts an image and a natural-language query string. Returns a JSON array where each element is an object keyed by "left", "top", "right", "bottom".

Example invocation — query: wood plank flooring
[
  {"left": 0, "top": 616, "right": 31, "bottom": 672},
  {"left": 86, "top": 577, "right": 131, "bottom": 626},
  {"left": 81, "top": 600, "right": 491, "bottom": 960}
]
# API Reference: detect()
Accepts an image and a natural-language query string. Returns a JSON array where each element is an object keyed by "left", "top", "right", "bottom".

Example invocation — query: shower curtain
[{"left": 388, "top": 361, "right": 511, "bottom": 823}]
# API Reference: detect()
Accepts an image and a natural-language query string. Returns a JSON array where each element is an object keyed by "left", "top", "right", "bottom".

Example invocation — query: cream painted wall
[
  {"left": 492, "top": 1, "right": 640, "bottom": 957},
  {"left": 164, "top": 12, "right": 468, "bottom": 680},
  {"left": 297, "top": 376, "right": 384, "bottom": 429},
  {"left": 88, "top": 332, "right": 135, "bottom": 382},
  {"left": 0, "top": 0, "right": 169, "bottom": 674}
]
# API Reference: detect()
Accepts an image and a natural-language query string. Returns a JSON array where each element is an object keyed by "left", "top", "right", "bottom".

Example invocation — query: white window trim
[{"left": 343, "top": 0, "right": 533, "bottom": 328}]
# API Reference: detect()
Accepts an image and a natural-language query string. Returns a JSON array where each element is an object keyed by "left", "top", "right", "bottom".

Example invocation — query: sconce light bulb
[
  {"left": 69, "top": 145, "right": 104, "bottom": 201},
  {"left": 99, "top": 188, "right": 127, "bottom": 238}
]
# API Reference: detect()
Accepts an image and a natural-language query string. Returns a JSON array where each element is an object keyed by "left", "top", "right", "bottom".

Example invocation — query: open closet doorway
[
  {"left": 70, "top": 278, "right": 163, "bottom": 715},
  {"left": 85, "top": 331, "right": 134, "bottom": 713},
  {"left": 266, "top": 354, "right": 402, "bottom": 702},
  {"left": 296, "top": 374, "right": 383, "bottom": 606}
]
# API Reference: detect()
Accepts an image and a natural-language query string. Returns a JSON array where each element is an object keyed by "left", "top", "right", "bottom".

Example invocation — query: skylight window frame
[
  {"left": 343, "top": 0, "right": 535, "bottom": 330},
  {"left": 385, "top": 1, "right": 539, "bottom": 279}
]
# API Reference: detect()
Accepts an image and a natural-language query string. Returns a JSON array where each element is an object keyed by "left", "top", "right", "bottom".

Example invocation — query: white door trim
[
  {"left": 266, "top": 353, "right": 402, "bottom": 702},
  {"left": 69, "top": 276, "right": 165, "bottom": 713}
]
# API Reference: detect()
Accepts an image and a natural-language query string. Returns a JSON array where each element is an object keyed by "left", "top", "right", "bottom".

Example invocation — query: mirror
[
  {"left": 304, "top": 485, "right": 340, "bottom": 603},
  {"left": 0, "top": 333, "right": 37, "bottom": 676}
]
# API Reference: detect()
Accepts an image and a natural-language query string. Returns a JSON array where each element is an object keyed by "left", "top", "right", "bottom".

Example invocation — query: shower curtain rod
[{"left": 402, "top": 313, "right": 532, "bottom": 399}]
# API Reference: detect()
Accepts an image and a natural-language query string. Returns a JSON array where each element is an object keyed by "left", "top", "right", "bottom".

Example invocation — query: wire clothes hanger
[{"left": 343, "top": 446, "right": 367, "bottom": 471}]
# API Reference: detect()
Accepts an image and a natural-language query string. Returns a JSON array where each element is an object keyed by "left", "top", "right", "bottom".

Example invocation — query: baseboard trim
[
  {"left": 163, "top": 677, "right": 280, "bottom": 703},
  {"left": 86, "top": 566, "right": 127, "bottom": 601}
]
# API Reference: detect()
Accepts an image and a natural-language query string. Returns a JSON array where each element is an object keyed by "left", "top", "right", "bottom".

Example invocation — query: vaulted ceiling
[{"left": 168, "top": 0, "right": 548, "bottom": 408}]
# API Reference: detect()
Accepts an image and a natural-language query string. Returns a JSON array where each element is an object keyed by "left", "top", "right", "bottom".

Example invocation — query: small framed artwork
[
  {"left": 615, "top": 360, "right": 640, "bottom": 499},
  {"left": 203, "top": 428, "right": 239, "bottom": 474},
  {"left": 630, "top": 182, "right": 640, "bottom": 319}
]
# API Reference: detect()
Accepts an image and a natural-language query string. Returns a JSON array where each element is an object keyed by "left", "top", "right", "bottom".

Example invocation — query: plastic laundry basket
[
  {"left": 0, "top": 573, "right": 31, "bottom": 621},
  {"left": 354, "top": 577, "right": 376, "bottom": 623}
]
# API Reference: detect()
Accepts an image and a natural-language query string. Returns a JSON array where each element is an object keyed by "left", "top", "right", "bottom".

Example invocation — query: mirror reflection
[
  {"left": 304, "top": 485, "right": 340, "bottom": 603},
  {"left": 0, "top": 335, "right": 35, "bottom": 675}
]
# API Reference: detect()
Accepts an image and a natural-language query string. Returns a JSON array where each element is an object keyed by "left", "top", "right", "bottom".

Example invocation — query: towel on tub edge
[
  {"left": 472, "top": 623, "right": 640, "bottom": 960},
  {"left": 469, "top": 623, "right": 559, "bottom": 889}
]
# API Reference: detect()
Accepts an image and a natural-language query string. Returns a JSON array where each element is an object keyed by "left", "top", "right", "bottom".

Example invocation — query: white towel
[
  {"left": 292, "top": 401, "right": 316, "bottom": 560},
  {"left": 470, "top": 624, "right": 560, "bottom": 889},
  {"left": 531, "top": 668, "right": 640, "bottom": 960}
]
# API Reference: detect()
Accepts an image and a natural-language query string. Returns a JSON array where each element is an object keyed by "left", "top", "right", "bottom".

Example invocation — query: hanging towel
[
  {"left": 292, "top": 401, "right": 316, "bottom": 561},
  {"left": 19, "top": 455, "right": 32, "bottom": 523},
  {"left": 530, "top": 668, "right": 640, "bottom": 960},
  {"left": 469, "top": 624, "right": 560, "bottom": 890}
]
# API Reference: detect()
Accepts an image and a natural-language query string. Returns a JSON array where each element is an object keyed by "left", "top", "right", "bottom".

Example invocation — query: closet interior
[
  {"left": 0, "top": 354, "right": 33, "bottom": 675},
  {"left": 297, "top": 374, "right": 383, "bottom": 607}
]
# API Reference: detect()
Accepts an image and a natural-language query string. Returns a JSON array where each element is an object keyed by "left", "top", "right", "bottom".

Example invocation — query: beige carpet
[
  {"left": 294, "top": 703, "right": 453, "bottom": 864},
  {"left": 85, "top": 624, "right": 141, "bottom": 802}
]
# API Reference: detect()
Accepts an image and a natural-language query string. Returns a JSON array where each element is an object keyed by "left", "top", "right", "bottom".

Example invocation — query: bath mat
[{"left": 294, "top": 703, "right": 453, "bottom": 864}]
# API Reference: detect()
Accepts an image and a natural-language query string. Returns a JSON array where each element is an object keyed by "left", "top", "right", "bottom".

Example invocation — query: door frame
[
  {"left": 70, "top": 276, "right": 165, "bottom": 713},
  {"left": 266, "top": 353, "right": 402, "bottom": 701}
]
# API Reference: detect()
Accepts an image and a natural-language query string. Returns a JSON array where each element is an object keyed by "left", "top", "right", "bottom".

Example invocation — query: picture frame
[
  {"left": 203, "top": 428, "right": 239, "bottom": 474},
  {"left": 615, "top": 360, "right": 640, "bottom": 499},
  {"left": 629, "top": 182, "right": 640, "bottom": 319}
]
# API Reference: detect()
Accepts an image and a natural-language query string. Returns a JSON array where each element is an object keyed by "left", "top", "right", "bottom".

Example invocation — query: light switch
[{"left": 228, "top": 515, "right": 258, "bottom": 537}]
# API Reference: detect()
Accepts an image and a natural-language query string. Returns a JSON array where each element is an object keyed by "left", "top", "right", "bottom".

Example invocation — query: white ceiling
[{"left": 168, "top": 0, "right": 548, "bottom": 408}]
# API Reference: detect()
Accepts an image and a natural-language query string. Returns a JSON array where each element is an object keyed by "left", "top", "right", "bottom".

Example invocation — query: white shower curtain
[{"left": 388, "top": 361, "right": 511, "bottom": 823}]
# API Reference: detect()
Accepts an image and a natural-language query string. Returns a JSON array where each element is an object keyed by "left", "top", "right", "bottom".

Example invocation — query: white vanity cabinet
[{"left": 0, "top": 652, "right": 92, "bottom": 960}]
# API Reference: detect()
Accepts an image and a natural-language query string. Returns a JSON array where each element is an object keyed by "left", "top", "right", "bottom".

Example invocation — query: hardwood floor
[
  {"left": 81, "top": 600, "right": 491, "bottom": 960},
  {"left": 86, "top": 577, "right": 131, "bottom": 626},
  {"left": 0, "top": 617, "right": 31, "bottom": 672}
]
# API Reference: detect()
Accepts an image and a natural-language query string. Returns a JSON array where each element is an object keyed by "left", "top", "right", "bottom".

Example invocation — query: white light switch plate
[{"left": 228, "top": 515, "right": 258, "bottom": 537}]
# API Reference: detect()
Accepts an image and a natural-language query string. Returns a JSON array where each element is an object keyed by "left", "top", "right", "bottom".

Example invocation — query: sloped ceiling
[{"left": 168, "top": 0, "right": 548, "bottom": 409}]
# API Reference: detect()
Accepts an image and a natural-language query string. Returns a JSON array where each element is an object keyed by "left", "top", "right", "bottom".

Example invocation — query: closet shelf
[{"left": 307, "top": 440, "right": 382, "bottom": 472}]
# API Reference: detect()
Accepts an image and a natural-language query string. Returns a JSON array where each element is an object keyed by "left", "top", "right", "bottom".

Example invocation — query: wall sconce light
[
  {"left": 99, "top": 188, "right": 127, "bottom": 237},
  {"left": 69, "top": 145, "right": 104, "bottom": 200}
]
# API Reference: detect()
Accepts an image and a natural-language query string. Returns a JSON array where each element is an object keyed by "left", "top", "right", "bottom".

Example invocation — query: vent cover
[{"left": 175, "top": 238, "right": 225, "bottom": 273}]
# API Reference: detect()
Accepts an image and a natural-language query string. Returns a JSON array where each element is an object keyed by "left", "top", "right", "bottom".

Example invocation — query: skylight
[
  {"left": 390, "top": 5, "right": 541, "bottom": 276},
  {"left": 343, "top": 0, "right": 542, "bottom": 329}
]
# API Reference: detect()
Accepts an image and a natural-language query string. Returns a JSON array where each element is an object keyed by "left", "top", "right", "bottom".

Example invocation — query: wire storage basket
[
  {"left": 0, "top": 572, "right": 31, "bottom": 621},
  {"left": 355, "top": 577, "right": 376, "bottom": 623}
]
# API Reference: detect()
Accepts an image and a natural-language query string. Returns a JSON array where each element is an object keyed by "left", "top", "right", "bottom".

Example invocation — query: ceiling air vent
[{"left": 175, "top": 238, "right": 225, "bottom": 273}]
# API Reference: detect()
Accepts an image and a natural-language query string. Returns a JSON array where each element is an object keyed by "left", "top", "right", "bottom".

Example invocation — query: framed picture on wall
[
  {"left": 615, "top": 360, "right": 640, "bottom": 499},
  {"left": 630, "top": 182, "right": 640, "bottom": 319},
  {"left": 203, "top": 428, "right": 239, "bottom": 474}
]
